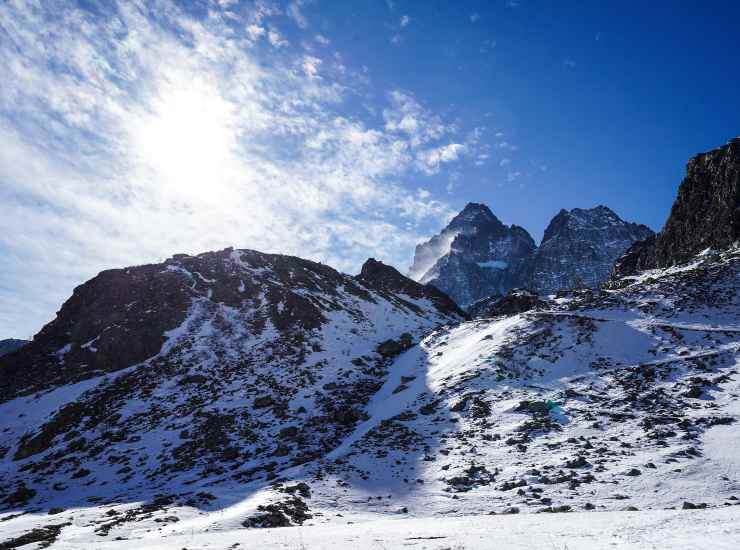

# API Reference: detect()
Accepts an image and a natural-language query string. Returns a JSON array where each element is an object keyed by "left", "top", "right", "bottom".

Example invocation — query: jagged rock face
[
  {"left": 529, "top": 206, "right": 654, "bottom": 294},
  {"left": 411, "top": 203, "right": 651, "bottom": 305},
  {"left": 0, "top": 248, "right": 464, "bottom": 510},
  {"left": 409, "top": 203, "right": 536, "bottom": 307},
  {"left": 614, "top": 138, "right": 740, "bottom": 277},
  {"left": 0, "top": 339, "right": 27, "bottom": 357}
]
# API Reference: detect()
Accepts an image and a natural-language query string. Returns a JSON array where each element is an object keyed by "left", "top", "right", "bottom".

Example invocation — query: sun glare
[{"left": 132, "top": 79, "right": 236, "bottom": 200}]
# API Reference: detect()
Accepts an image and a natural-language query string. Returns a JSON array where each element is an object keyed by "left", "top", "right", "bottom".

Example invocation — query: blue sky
[{"left": 1, "top": 0, "right": 739, "bottom": 338}]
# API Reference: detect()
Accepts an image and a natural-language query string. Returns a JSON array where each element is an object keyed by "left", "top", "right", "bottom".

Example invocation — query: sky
[{"left": 1, "top": 0, "right": 739, "bottom": 339}]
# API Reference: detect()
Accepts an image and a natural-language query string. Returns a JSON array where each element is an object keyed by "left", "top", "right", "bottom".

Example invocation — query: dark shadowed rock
[
  {"left": 614, "top": 138, "right": 740, "bottom": 277},
  {"left": 357, "top": 258, "right": 466, "bottom": 319},
  {"left": 468, "top": 289, "right": 545, "bottom": 319},
  {"left": 0, "top": 339, "right": 28, "bottom": 357}
]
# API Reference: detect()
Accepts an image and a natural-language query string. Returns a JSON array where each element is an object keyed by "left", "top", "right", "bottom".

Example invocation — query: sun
[{"left": 132, "top": 77, "right": 236, "bottom": 201}]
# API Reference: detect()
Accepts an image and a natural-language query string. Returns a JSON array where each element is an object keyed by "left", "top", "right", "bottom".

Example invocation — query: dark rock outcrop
[
  {"left": 0, "top": 249, "right": 463, "bottom": 403},
  {"left": 614, "top": 138, "right": 740, "bottom": 277},
  {"left": 468, "top": 289, "right": 546, "bottom": 319},
  {"left": 357, "top": 258, "right": 466, "bottom": 319}
]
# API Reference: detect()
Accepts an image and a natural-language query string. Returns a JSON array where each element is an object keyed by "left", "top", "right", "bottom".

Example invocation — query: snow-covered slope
[{"left": 2, "top": 244, "right": 738, "bottom": 547}]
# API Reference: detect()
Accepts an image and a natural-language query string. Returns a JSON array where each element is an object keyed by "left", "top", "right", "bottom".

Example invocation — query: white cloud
[
  {"left": 383, "top": 90, "right": 450, "bottom": 148},
  {"left": 400, "top": 15, "right": 411, "bottom": 27},
  {"left": 301, "top": 55, "right": 322, "bottom": 78},
  {"left": 268, "top": 28, "right": 289, "bottom": 47},
  {"left": 246, "top": 24, "right": 266, "bottom": 40},
  {"left": 315, "top": 34, "right": 330, "bottom": 45},
  {"left": 0, "top": 0, "right": 476, "bottom": 338},
  {"left": 470, "top": 13, "right": 480, "bottom": 23},
  {"left": 563, "top": 57, "right": 576, "bottom": 68},
  {"left": 499, "top": 158, "right": 511, "bottom": 166},
  {"left": 507, "top": 171, "right": 522, "bottom": 182},
  {"left": 287, "top": 1, "right": 309, "bottom": 29},
  {"left": 416, "top": 143, "right": 467, "bottom": 175}
]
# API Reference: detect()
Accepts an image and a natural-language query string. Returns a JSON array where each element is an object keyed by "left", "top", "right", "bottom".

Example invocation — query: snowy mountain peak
[
  {"left": 530, "top": 206, "right": 654, "bottom": 294},
  {"left": 410, "top": 202, "right": 651, "bottom": 307},
  {"left": 409, "top": 204, "right": 536, "bottom": 306},
  {"left": 448, "top": 202, "right": 503, "bottom": 230},
  {"left": 542, "top": 205, "right": 647, "bottom": 243}
]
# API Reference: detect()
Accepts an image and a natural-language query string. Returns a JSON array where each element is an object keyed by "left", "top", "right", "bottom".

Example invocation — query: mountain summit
[
  {"left": 528, "top": 205, "right": 654, "bottom": 294},
  {"left": 410, "top": 203, "right": 652, "bottom": 306},
  {"left": 408, "top": 202, "right": 536, "bottom": 306}
]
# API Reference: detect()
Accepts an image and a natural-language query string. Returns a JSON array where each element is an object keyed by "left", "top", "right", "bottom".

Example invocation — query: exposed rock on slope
[
  {"left": 357, "top": 258, "right": 466, "bottom": 319},
  {"left": 468, "top": 288, "right": 545, "bottom": 319},
  {"left": 0, "top": 250, "right": 461, "bottom": 402},
  {"left": 4, "top": 242, "right": 736, "bottom": 540},
  {"left": 529, "top": 206, "right": 653, "bottom": 294},
  {"left": 408, "top": 203, "right": 536, "bottom": 306},
  {"left": 614, "top": 138, "right": 740, "bottom": 277}
]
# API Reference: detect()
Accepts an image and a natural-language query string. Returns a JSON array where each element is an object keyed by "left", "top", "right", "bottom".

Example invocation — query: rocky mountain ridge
[
  {"left": 614, "top": 137, "right": 740, "bottom": 277},
  {"left": 410, "top": 203, "right": 653, "bottom": 306},
  {"left": 1, "top": 240, "right": 738, "bottom": 544}
]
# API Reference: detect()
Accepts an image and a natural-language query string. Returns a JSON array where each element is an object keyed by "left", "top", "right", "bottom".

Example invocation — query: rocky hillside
[
  {"left": 410, "top": 203, "right": 651, "bottom": 306},
  {"left": 0, "top": 249, "right": 464, "bottom": 518},
  {"left": 529, "top": 206, "right": 653, "bottom": 294},
  {"left": 408, "top": 203, "right": 536, "bottom": 306},
  {"left": 614, "top": 137, "right": 740, "bottom": 277}
]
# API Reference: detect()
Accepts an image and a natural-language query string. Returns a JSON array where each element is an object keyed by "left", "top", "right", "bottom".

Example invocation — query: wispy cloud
[{"left": 0, "top": 0, "right": 478, "bottom": 338}]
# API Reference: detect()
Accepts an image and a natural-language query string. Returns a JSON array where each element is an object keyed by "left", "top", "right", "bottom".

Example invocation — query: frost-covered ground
[{"left": 2, "top": 507, "right": 739, "bottom": 549}]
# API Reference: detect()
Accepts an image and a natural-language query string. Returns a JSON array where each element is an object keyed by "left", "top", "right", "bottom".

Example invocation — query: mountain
[
  {"left": 0, "top": 339, "right": 27, "bottom": 357},
  {"left": 0, "top": 249, "right": 463, "bottom": 403},
  {"left": 0, "top": 248, "right": 464, "bottom": 522},
  {"left": 409, "top": 203, "right": 652, "bottom": 306},
  {"left": 408, "top": 203, "right": 536, "bottom": 306},
  {"left": 614, "top": 137, "right": 740, "bottom": 277},
  {"left": 528, "top": 206, "right": 654, "bottom": 294},
  {"left": 2, "top": 241, "right": 738, "bottom": 545},
  {"left": 2, "top": 143, "right": 740, "bottom": 547}
]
